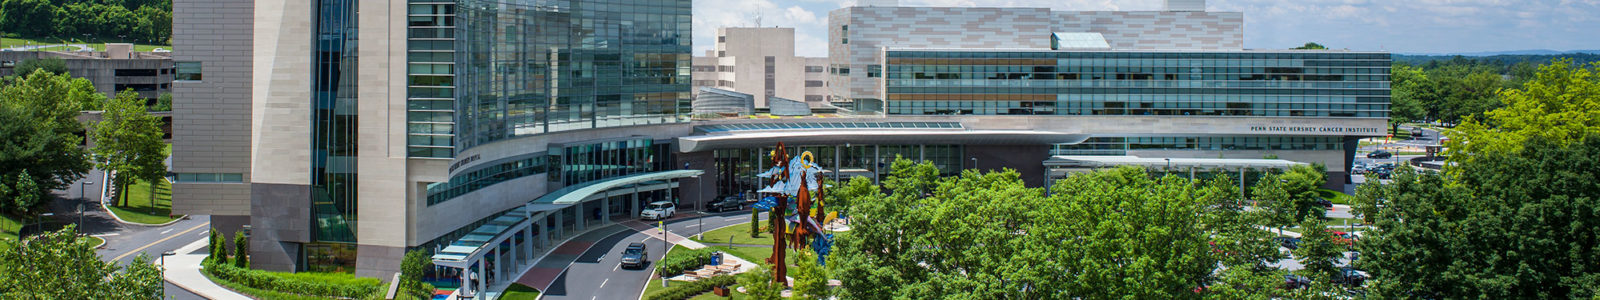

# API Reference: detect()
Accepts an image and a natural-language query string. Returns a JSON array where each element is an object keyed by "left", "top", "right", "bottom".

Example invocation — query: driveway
[{"left": 530, "top": 211, "right": 763, "bottom": 300}]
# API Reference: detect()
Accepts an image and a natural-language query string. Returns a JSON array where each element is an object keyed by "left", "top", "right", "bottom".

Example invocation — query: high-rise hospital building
[{"left": 170, "top": 0, "right": 1387, "bottom": 292}]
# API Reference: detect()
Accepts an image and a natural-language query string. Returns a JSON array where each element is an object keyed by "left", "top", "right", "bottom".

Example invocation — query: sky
[{"left": 690, "top": 0, "right": 1600, "bottom": 57}]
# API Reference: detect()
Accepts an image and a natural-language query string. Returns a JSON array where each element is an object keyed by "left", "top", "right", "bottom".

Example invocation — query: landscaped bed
[
  {"left": 500, "top": 283, "right": 541, "bottom": 300},
  {"left": 106, "top": 177, "right": 181, "bottom": 224}
]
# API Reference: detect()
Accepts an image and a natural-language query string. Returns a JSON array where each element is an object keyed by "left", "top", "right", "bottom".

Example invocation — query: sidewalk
[{"left": 163, "top": 239, "right": 251, "bottom": 300}]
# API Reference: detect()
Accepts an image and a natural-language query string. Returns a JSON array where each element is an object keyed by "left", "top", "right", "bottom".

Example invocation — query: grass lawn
[
  {"left": 1316, "top": 189, "right": 1356, "bottom": 205},
  {"left": 692, "top": 222, "right": 774, "bottom": 246},
  {"left": 2, "top": 37, "right": 171, "bottom": 52},
  {"left": 106, "top": 177, "right": 180, "bottom": 224},
  {"left": 501, "top": 283, "right": 541, "bottom": 300},
  {"left": 1387, "top": 128, "right": 1413, "bottom": 140},
  {"left": 1, "top": 214, "right": 19, "bottom": 244}
]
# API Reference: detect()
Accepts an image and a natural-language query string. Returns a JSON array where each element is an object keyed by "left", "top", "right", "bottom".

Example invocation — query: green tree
[
  {"left": 791, "top": 250, "right": 829, "bottom": 300},
  {"left": 0, "top": 70, "right": 94, "bottom": 215},
  {"left": 749, "top": 207, "right": 760, "bottom": 238},
  {"left": 823, "top": 176, "right": 878, "bottom": 215},
  {"left": 400, "top": 249, "right": 434, "bottom": 298},
  {"left": 1389, "top": 64, "right": 1431, "bottom": 128},
  {"left": 739, "top": 262, "right": 783, "bottom": 300},
  {"left": 0, "top": 225, "right": 164, "bottom": 299},
  {"left": 1450, "top": 59, "right": 1600, "bottom": 163},
  {"left": 1293, "top": 42, "right": 1327, "bottom": 50},
  {"left": 0, "top": 0, "right": 57, "bottom": 36},
  {"left": 152, "top": 92, "right": 171, "bottom": 111},
  {"left": 11, "top": 58, "right": 68, "bottom": 79},
  {"left": 1359, "top": 135, "right": 1600, "bottom": 298},
  {"left": 1252, "top": 165, "right": 1326, "bottom": 226},
  {"left": 132, "top": 5, "right": 170, "bottom": 44},
  {"left": 233, "top": 230, "right": 249, "bottom": 268},
  {"left": 91, "top": 90, "right": 166, "bottom": 207},
  {"left": 1294, "top": 218, "right": 1341, "bottom": 281}
]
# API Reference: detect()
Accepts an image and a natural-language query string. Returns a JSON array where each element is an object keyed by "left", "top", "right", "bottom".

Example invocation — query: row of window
[
  {"left": 406, "top": 2, "right": 457, "bottom": 158},
  {"left": 1053, "top": 136, "right": 1346, "bottom": 155},
  {"left": 885, "top": 51, "right": 1390, "bottom": 60},
  {"left": 426, "top": 155, "right": 549, "bottom": 205},
  {"left": 886, "top": 101, "right": 1387, "bottom": 117},
  {"left": 172, "top": 173, "right": 244, "bottom": 183}
]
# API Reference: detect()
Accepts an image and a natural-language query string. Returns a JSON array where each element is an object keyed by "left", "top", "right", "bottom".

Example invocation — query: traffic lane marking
[{"left": 112, "top": 222, "right": 208, "bottom": 262}]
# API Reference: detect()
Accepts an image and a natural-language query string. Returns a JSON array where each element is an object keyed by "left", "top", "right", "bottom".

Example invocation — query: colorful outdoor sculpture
[{"left": 752, "top": 142, "right": 835, "bottom": 285}]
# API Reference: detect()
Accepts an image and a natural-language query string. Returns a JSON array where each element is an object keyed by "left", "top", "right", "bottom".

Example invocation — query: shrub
[
  {"left": 750, "top": 209, "right": 760, "bottom": 238},
  {"left": 202, "top": 260, "right": 382, "bottom": 299},
  {"left": 644, "top": 275, "right": 737, "bottom": 300},
  {"left": 233, "top": 230, "right": 249, "bottom": 268},
  {"left": 655, "top": 247, "right": 718, "bottom": 277}
]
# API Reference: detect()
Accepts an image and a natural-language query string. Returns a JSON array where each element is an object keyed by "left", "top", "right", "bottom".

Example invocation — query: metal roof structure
[{"left": 1044, "top": 155, "right": 1306, "bottom": 169}]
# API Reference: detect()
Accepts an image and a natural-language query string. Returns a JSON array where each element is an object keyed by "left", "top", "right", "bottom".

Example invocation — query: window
[
  {"left": 842, "top": 38, "right": 848, "bottom": 44},
  {"left": 718, "top": 35, "right": 725, "bottom": 43},
  {"left": 805, "top": 66, "right": 825, "bottom": 73},
  {"left": 175, "top": 62, "right": 202, "bottom": 81},
  {"left": 174, "top": 173, "right": 244, "bottom": 183},
  {"left": 114, "top": 69, "right": 159, "bottom": 77},
  {"left": 805, "top": 80, "right": 824, "bottom": 87}
]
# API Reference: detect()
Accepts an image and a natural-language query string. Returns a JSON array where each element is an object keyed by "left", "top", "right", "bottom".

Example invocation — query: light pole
[
  {"left": 159, "top": 251, "right": 175, "bottom": 295},
  {"left": 971, "top": 157, "right": 978, "bottom": 171},
  {"left": 79, "top": 181, "right": 93, "bottom": 230},
  {"left": 693, "top": 173, "right": 703, "bottom": 240}
]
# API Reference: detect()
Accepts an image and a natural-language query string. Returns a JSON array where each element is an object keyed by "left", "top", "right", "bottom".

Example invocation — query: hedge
[
  {"left": 656, "top": 247, "right": 719, "bottom": 276},
  {"left": 202, "top": 260, "right": 383, "bottom": 299},
  {"left": 644, "top": 275, "right": 737, "bottom": 300}
]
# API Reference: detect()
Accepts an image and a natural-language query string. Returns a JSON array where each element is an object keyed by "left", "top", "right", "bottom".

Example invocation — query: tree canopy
[
  {"left": 1292, "top": 42, "right": 1327, "bottom": 50},
  {"left": 0, "top": 70, "right": 94, "bottom": 215},
  {"left": 831, "top": 160, "right": 1294, "bottom": 299},
  {"left": 0, "top": 0, "right": 172, "bottom": 44},
  {"left": 1356, "top": 59, "right": 1600, "bottom": 298},
  {"left": 91, "top": 90, "right": 166, "bottom": 207},
  {"left": 0, "top": 225, "right": 163, "bottom": 299}
]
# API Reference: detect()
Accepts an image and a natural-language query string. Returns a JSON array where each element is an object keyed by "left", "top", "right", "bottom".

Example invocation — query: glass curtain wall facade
[
  {"left": 882, "top": 51, "right": 1390, "bottom": 117},
  {"left": 1053, "top": 136, "right": 1345, "bottom": 156},
  {"left": 308, "top": 0, "right": 360, "bottom": 272},
  {"left": 408, "top": 1, "right": 458, "bottom": 158},
  {"left": 712, "top": 144, "right": 964, "bottom": 198},
  {"left": 454, "top": 0, "right": 693, "bottom": 151}
]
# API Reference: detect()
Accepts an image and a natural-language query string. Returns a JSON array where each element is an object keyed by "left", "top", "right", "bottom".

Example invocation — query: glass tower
[
  {"left": 454, "top": 0, "right": 693, "bottom": 151},
  {"left": 309, "top": 0, "right": 360, "bottom": 272}
]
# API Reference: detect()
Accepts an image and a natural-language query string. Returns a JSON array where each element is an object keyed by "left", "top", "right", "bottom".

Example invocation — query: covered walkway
[{"left": 430, "top": 170, "right": 704, "bottom": 300}]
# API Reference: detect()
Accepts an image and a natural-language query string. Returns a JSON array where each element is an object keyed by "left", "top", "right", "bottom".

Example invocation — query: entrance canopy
[{"left": 432, "top": 169, "right": 704, "bottom": 267}]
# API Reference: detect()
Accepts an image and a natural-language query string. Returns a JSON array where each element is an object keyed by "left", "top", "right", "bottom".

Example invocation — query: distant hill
[
  {"left": 1394, "top": 52, "right": 1600, "bottom": 69},
  {"left": 1398, "top": 49, "right": 1600, "bottom": 56}
]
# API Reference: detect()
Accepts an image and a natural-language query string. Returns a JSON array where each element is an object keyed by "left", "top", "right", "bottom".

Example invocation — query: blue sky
[{"left": 691, "top": 0, "right": 1600, "bottom": 57}]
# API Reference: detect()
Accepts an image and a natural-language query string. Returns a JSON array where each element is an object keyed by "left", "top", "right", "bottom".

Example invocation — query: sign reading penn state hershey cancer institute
[{"left": 1248, "top": 125, "right": 1383, "bottom": 134}]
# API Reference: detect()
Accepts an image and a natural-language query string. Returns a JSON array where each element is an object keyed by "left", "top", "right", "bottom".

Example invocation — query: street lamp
[
  {"left": 693, "top": 173, "right": 704, "bottom": 240},
  {"left": 79, "top": 181, "right": 93, "bottom": 230},
  {"left": 971, "top": 157, "right": 978, "bottom": 170},
  {"left": 159, "top": 250, "right": 175, "bottom": 294}
]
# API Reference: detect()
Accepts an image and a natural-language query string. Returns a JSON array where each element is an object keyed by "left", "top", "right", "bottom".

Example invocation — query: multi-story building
[
  {"left": 0, "top": 44, "right": 175, "bottom": 102},
  {"left": 691, "top": 27, "right": 831, "bottom": 109},
  {"left": 172, "top": 0, "right": 1385, "bottom": 297}
]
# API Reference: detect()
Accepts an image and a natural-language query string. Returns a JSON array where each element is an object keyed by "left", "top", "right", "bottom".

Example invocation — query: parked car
[
  {"left": 620, "top": 242, "right": 649, "bottom": 269},
  {"left": 1275, "top": 237, "right": 1302, "bottom": 250},
  {"left": 1366, "top": 150, "right": 1393, "bottom": 159},
  {"left": 640, "top": 201, "right": 676, "bottom": 220},
  {"left": 1314, "top": 198, "right": 1334, "bottom": 208},
  {"left": 1283, "top": 274, "right": 1313, "bottom": 289},
  {"left": 1370, "top": 168, "right": 1393, "bottom": 179},
  {"left": 1351, "top": 164, "right": 1368, "bottom": 174},
  {"left": 1328, "top": 230, "right": 1357, "bottom": 247},
  {"left": 1334, "top": 267, "right": 1368, "bottom": 286},
  {"left": 706, "top": 196, "right": 746, "bottom": 212}
]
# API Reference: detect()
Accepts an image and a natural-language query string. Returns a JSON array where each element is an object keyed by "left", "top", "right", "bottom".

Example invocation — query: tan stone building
[{"left": 692, "top": 27, "right": 832, "bottom": 109}]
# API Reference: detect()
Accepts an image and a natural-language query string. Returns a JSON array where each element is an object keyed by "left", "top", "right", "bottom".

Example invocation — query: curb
[
  {"left": 99, "top": 172, "right": 186, "bottom": 227},
  {"left": 637, "top": 243, "right": 679, "bottom": 300}
]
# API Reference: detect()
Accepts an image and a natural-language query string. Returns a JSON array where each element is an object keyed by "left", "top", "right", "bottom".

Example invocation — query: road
[
  {"left": 1, "top": 43, "right": 92, "bottom": 52},
  {"left": 40, "top": 168, "right": 209, "bottom": 300},
  {"left": 539, "top": 211, "right": 763, "bottom": 300}
]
